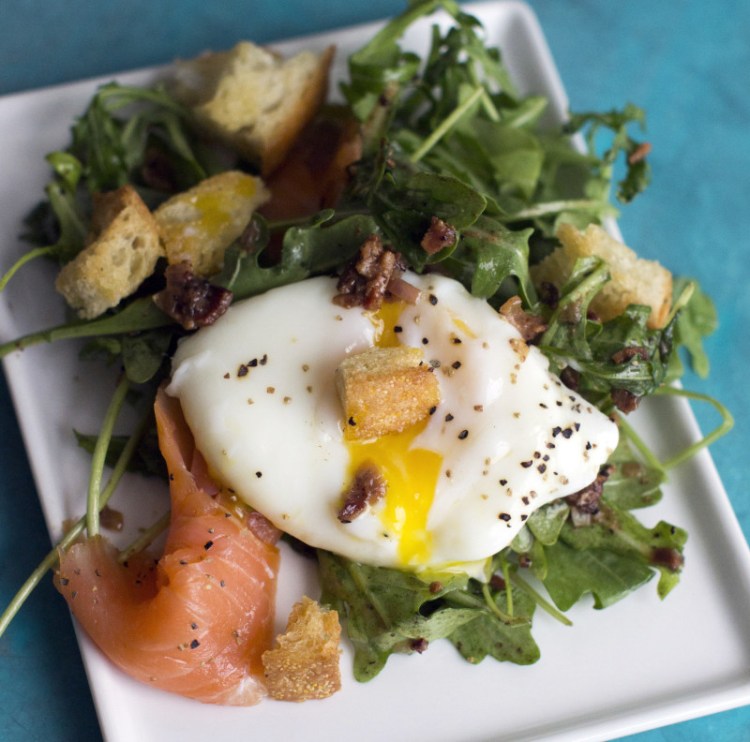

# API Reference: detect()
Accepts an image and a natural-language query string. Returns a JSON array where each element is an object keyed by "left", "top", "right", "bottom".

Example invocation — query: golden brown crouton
[
  {"left": 530, "top": 222, "right": 673, "bottom": 329},
  {"left": 153, "top": 170, "right": 269, "bottom": 276},
  {"left": 336, "top": 346, "right": 441, "bottom": 440},
  {"left": 262, "top": 596, "right": 341, "bottom": 702},
  {"left": 170, "top": 41, "right": 334, "bottom": 176},
  {"left": 55, "top": 185, "right": 163, "bottom": 319}
]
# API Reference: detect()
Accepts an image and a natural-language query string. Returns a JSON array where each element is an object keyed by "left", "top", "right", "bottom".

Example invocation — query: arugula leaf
[
  {"left": 541, "top": 540, "right": 655, "bottom": 610},
  {"left": 546, "top": 500, "right": 687, "bottom": 606},
  {"left": 217, "top": 212, "right": 378, "bottom": 300},
  {"left": 564, "top": 103, "right": 652, "bottom": 204},
  {"left": 604, "top": 435, "right": 665, "bottom": 510},
  {"left": 0, "top": 295, "right": 172, "bottom": 360},
  {"left": 448, "top": 585, "right": 539, "bottom": 665},
  {"left": 318, "top": 550, "right": 539, "bottom": 680},
  {"left": 672, "top": 277, "right": 717, "bottom": 379}
]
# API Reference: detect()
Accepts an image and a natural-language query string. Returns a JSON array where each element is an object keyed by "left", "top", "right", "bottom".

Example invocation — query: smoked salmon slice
[{"left": 55, "top": 388, "right": 279, "bottom": 705}]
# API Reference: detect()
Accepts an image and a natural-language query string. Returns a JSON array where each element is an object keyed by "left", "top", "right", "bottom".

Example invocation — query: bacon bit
[
  {"left": 246, "top": 511, "right": 282, "bottom": 545},
  {"left": 153, "top": 261, "right": 233, "bottom": 330},
  {"left": 338, "top": 463, "right": 386, "bottom": 523},
  {"left": 566, "top": 464, "right": 614, "bottom": 515},
  {"left": 628, "top": 141, "right": 652, "bottom": 165},
  {"left": 611, "top": 387, "right": 641, "bottom": 413},
  {"left": 489, "top": 573, "right": 506, "bottom": 590},
  {"left": 559, "top": 366, "right": 581, "bottom": 392},
  {"left": 386, "top": 275, "right": 421, "bottom": 304},
  {"left": 611, "top": 346, "right": 650, "bottom": 364},
  {"left": 99, "top": 505, "right": 124, "bottom": 532},
  {"left": 333, "top": 234, "right": 405, "bottom": 311},
  {"left": 498, "top": 296, "right": 547, "bottom": 342},
  {"left": 651, "top": 546, "right": 684, "bottom": 572},
  {"left": 420, "top": 216, "right": 457, "bottom": 255}
]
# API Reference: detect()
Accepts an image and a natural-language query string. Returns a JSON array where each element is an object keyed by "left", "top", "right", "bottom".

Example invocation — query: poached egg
[{"left": 167, "top": 273, "right": 618, "bottom": 571}]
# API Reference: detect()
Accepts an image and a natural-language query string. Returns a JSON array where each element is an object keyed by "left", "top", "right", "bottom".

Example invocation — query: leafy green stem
[
  {"left": 616, "top": 414, "right": 667, "bottom": 475},
  {"left": 510, "top": 572, "right": 573, "bottom": 626},
  {"left": 0, "top": 245, "right": 55, "bottom": 292},
  {"left": 409, "top": 86, "right": 485, "bottom": 163},
  {"left": 480, "top": 581, "right": 515, "bottom": 623},
  {"left": 656, "top": 386, "right": 734, "bottom": 470},
  {"left": 118, "top": 510, "right": 170, "bottom": 564},
  {"left": 0, "top": 406, "right": 152, "bottom": 639},
  {"left": 0, "top": 296, "right": 171, "bottom": 360},
  {"left": 507, "top": 198, "right": 611, "bottom": 222},
  {"left": 86, "top": 375, "right": 131, "bottom": 537}
]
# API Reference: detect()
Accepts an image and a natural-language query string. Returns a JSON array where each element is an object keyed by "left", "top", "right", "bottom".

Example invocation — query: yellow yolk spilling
[
  {"left": 190, "top": 176, "right": 259, "bottom": 233},
  {"left": 370, "top": 299, "right": 406, "bottom": 348},
  {"left": 339, "top": 299, "right": 443, "bottom": 566},
  {"left": 345, "top": 420, "right": 442, "bottom": 565}
]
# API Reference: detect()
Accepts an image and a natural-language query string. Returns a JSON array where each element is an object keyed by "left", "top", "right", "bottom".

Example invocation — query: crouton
[
  {"left": 55, "top": 185, "right": 163, "bottom": 319},
  {"left": 531, "top": 223, "right": 672, "bottom": 329},
  {"left": 336, "top": 346, "right": 441, "bottom": 440},
  {"left": 154, "top": 170, "right": 269, "bottom": 277},
  {"left": 262, "top": 596, "right": 341, "bottom": 702},
  {"left": 170, "top": 41, "right": 334, "bottom": 176}
]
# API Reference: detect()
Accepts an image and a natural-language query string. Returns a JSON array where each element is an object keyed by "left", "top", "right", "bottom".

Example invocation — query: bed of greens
[{"left": 0, "top": 0, "right": 732, "bottom": 683}]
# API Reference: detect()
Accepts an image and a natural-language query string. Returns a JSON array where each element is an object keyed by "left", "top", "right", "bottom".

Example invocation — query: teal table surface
[{"left": 1, "top": 1, "right": 748, "bottom": 740}]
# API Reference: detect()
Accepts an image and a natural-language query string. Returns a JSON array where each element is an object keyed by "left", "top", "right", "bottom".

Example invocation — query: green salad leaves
[{"left": 0, "top": 0, "right": 732, "bottom": 682}]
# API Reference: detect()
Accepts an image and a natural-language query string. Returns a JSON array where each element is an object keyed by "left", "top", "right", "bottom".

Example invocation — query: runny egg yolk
[
  {"left": 345, "top": 421, "right": 442, "bottom": 564},
  {"left": 342, "top": 300, "right": 443, "bottom": 566}
]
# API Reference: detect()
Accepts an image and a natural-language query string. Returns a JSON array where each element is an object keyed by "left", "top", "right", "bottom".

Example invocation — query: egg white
[{"left": 167, "top": 272, "right": 618, "bottom": 571}]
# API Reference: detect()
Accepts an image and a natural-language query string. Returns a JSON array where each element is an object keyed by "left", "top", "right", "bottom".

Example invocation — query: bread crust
[
  {"left": 531, "top": 222, "right": 673, "bottom": 329},
  {"left": 336, "top": 346, "right": 441, "bottom": 440},
  {"left": 55, "top": 185, "right": 163, "bottom": 319},
  {"left": 171, "top": 42, "right": 335, "bottom": 176},
  {"left": 262, "top": 596, "right": 341, "bottom": 702},
  {"left": 154, "top": 170, "right": 269, "bottom": 276}
]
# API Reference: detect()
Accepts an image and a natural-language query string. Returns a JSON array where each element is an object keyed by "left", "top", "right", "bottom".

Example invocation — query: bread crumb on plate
[{"left": 262, "top": 596, "right": 341, "bottom": 702}]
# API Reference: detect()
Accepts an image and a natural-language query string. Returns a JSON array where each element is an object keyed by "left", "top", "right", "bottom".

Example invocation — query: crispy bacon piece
[
  {"left": 559, "top": 366, "right": 581, "bottom": 392},
  {"left": 611, "top": 346, "right": 650, "bottom": 364},
  {"left": 333, "top": 234, "right": 407, "bottom": 311},
  {"left": 498, "top": 296, "right": 547, "bottom": 342},
  {"left": 154, "top": 261, "right": 233, "bottom": 330},
  {"left": 566, "top": 464, "right": 614, "bottom": 516},
  {"left": 420, "top": 216, "right": 457, "bottom": 255},
  {"left": 386, "top": 275, "right": 421, "bottom": 304},
  {"left": 611, "top": 387, "right": 641, "bottom": 413},
  {"left": 337, "top": 463, "right": 386, "bottom": 523},
  {"left": 651, "top": 546, "right": 684, "bottom": 572},
  {"left": 628, "top": 141, "right": 652, "bottom": 165}
]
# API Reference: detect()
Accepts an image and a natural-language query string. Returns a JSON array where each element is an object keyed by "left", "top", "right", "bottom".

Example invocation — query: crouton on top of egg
[{"left": 167, "top": 270, "right": 618, "bottom": 573}]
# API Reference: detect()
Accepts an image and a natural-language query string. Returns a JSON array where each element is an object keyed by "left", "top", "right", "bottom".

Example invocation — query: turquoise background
[{"left": 1, "top": 1, "right": 748, "bottom": 739}]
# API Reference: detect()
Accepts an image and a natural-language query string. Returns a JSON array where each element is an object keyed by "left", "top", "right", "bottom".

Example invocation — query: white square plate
[{"left": 1, "top": 3, "right": 749, "bottom": 740}]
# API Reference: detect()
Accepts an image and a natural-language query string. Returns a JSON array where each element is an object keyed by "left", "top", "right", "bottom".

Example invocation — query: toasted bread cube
[
  {"left": 262, "top": 597, "right": 341, "bottom": 702},
  {"left": 55, "top": 185, "right": 163, "bottom": 319},
  {"left": 530, "top": 223, "right": 673, "bottom": 329},
  {"left": 170, "top": 41, "right": 334, "bottom": 176},
  {"left": 154, "top": 170, "right": 269, "bottom": 276},
  {"left": 336, "top": 346, "right": 441, "bottom": 440}
]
